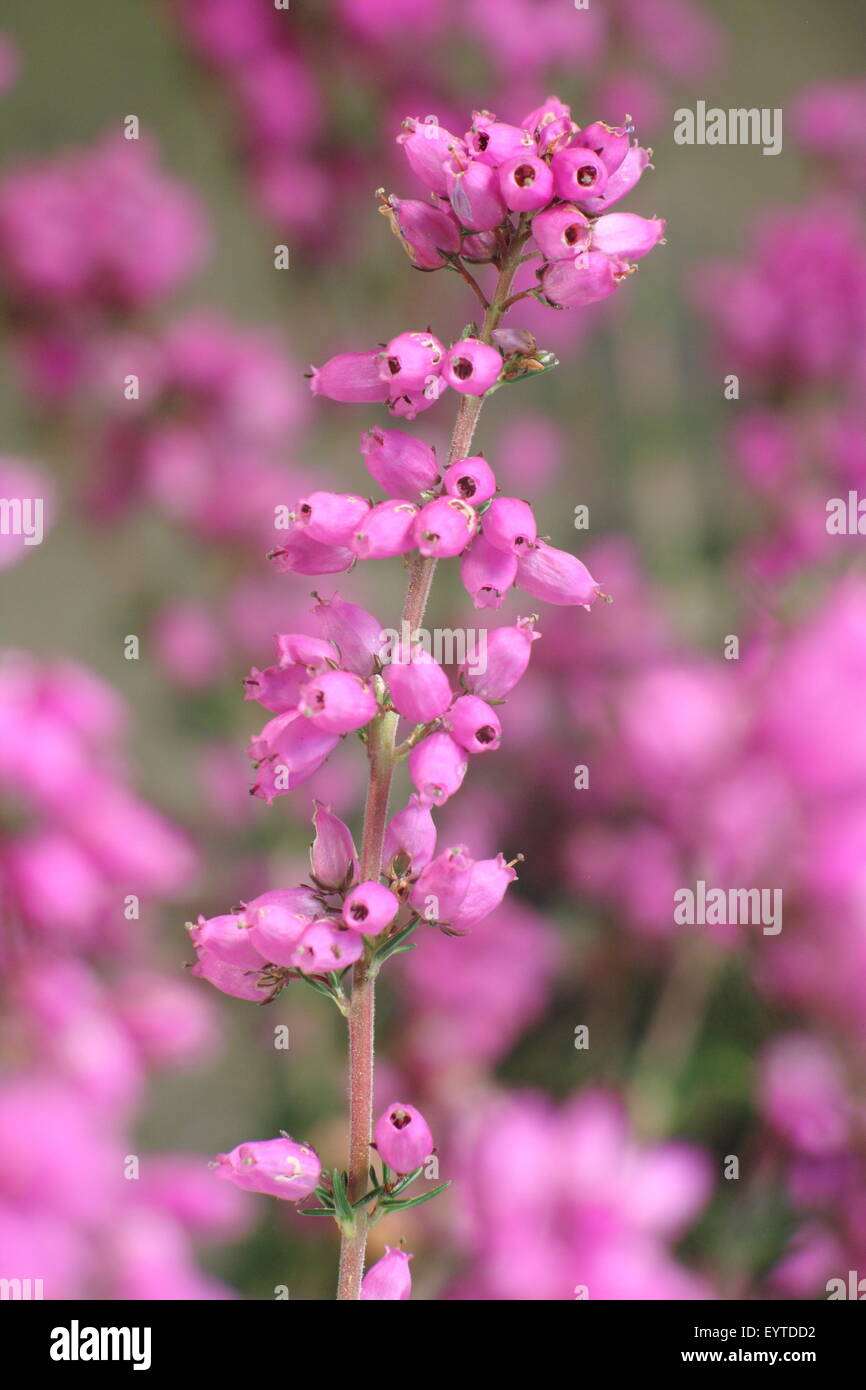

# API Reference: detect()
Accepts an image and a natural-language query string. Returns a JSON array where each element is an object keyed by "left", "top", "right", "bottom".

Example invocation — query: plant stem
[{"left": 336, "top": 220, "right": 531, "bottom": 1299}]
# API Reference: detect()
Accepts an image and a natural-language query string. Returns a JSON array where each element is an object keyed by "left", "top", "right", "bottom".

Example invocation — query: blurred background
[{"left": 2, "top": 0, "right": 866, "bottom": 1300}]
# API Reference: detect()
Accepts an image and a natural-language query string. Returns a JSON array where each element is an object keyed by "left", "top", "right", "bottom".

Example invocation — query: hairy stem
[{"left": 336, "top": 220, "right": 531, "bottom": 1299}]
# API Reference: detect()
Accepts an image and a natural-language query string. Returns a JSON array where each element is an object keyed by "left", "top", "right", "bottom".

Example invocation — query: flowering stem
[{"left": 336, "top": 220, "right": 531, "bottom": 1300}]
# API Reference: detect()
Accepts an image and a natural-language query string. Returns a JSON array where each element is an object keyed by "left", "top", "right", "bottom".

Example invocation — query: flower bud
[
  {"left": 442, "top": 455, "right": 497, "bottom": 504},
  {"left": 591, "top": 212, "right": 665, "bottom": 261},
  {"left": 214, "top": 1137, "right": 321, "bottom": 1201},
  {"left": 498, "top": 154, "right": 554, "bottom": 212},
  {"left": 408, "top": 731, "right": 468, "bottom": 805},
  {"left": 460, "top": 532, "right": 518, "bottom": 609},
  {"left": 442, "top": 338, "right": 502, "bottom": 396},
  {"left": 308, "top": 351, "right": 391, "bottom": 403},
  {"left": 297, "top": 669, "right": 378, "bottom": 735},
  {"left": 385, "top": 644, "right": 452, "bottom": 723},
  {"left": 388, "top": 383, "right": 447, "bottom": 420},
  {"left": 381, "top": 194, "right": 460, "bottom": 270},
  {"left": 342, "top": 881, "right": 399, "bottom": 936},
  {"left": 398, "top": 117, "right": 465, "bottom": 196},
  {"left": 291, "top": 919, "right": 364, "bottom": 974},
  {"left": 384, "top": 795, "right": 437, "bottom": 873},
  {"left": 294, "top": 491, "right": 370, "bottom": 547},
  {"left": 374, "top": 1102, "right": 434, "bottom": 1174},
  {"left": 311, "top": 594, "right": 385, "bottom": 676},
  {"left": 310, "top": 802, "right": 359, "bottom": 890},
  {"left": 482, "top": 496, "right": 537, "bottom": 554},
  {"left": 410, "top": 843, "right": 474, "bottom": 920},
  {"left": 351, "top": 500, "right": 418, "bottom": 559},
  {"left": 378, "top": 331, "right": 445, "bottom": 392},
  {"left": 551, "top": 147, "right": 609, "bottom": 200},
  {"left": 445, "top": 155, "right": 507, "bottom": 231},
  {"left": 522, "top": 95, "right": 572, "bottom": 135},
  {"left": 461, "top": 616, "right": 540, "bottom": 700},
  {"left": 445, "top": 694, "right": 502, "bottom": 753},
  {"left": 448, "top": 853, "right": 517, "bottom": 931},
  {"left": 361, "top": 1246, "right": 413, "bottom": 1301},
  {"left": 531, "top": 203, "right": 591, "bottom": 260},
  {"left": 412, "top": 496, "right": 477, "bottom": 558},
  {"left": 516, "top": 540, "right": 602, "bottom": 607},
  {"left": 461, "top": 229, "right": 499, "bottom": 262},
  {"left": 360, "top": 426, "right": 439, "bottom": 497}
]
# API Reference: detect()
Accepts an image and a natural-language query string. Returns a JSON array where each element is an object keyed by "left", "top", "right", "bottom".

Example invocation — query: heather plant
[{"left": 186, "top": 96, "right": 665, "bottom": 1299}]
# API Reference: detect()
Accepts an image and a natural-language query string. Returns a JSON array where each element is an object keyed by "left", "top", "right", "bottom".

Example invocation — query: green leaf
[
  {"left": 331, "top": 1168, "right": 357, "bottom": 1234},
  {"left": 381, "top": 1181, "right": 451, "bottom": 1213}
]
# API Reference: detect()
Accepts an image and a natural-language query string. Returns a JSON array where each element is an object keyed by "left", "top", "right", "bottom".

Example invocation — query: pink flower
[
  {"left": 442, "top": 339, "right": 502, "bottom": 395},
  {"left": 410, "top": 844, "right": 474, "bottom": 921},
  {"left": 412, "top": 496, "right": 477, "bottom": 557},
  {"left": 462, "top": 616, "right": 540, "bottom": 700},
  {"left": 342, "top": 881, "right": 399, "bottom": 936},
  {"left": 381, "top": 194, "right": 460, "bottom": 270},
  {"left": 448, "top": 854, "right": 518, "bottom": 930},
  {"left": 483, "top": 496, "right": 537, "bottom": 554},
  {"left": 408, "top": 731, "right": 469, "bottom": 806},
  {"left": 531, "top": 203, "right": 591, "bottom": 260},
  {"left": 374, "top": 1102, "right": 434, "bottom": 1173},
  {"left": 551, "top": 147, "right": 608, "bottom": 201},
  {"left": 294, "top": 491, "right": 370, "bottom": 547},
  {"left": 311, "top": 593, "right": 385, "bottom": 676},
  {"left": 297, "top": 669, "right": 378, "bottom": 735},
  {"left": 398, "top": 117, "right": 465, "bottom": 196},
  {"left": 243, "top": 889, "right": 320, "bottom": 967},
  {"left": 384, "top": 795, "right": 438, "bottom": 873},
  {"left": 361, "top": 1246, "right": 413, "bottom": 1300},
  {"left": 460, "top": 533, "right": 518, "bottom": 608},
  {"left": 592, "top": 213, "right": 666, "bottom": 261},
  {"left": 351, "top": 500, "right": 419, "bottom": 558},
  {"left": 442, "top": 455, "right": 497, "bottom": 504},
  {"left": 516, "top": 541, "right": 602, "bottom": 607},
  {"left": 214, "top": 1137, "right": 321, "bottom": 1201},
  {"left": 541, "top": 250, "right": 627, "bottom": 308},
  {"left": 310, "top": 802, "right": 359, "bottom": 891},
  {"left": 384, "top": 645, "right": 452, "bottom": 723},
  {"left": 291, "top": 919, "right": 364, "bottom": 974},
  {"left": 378, "top": 331, "right": 445, "bottom": 391},
  {"left": 308, "top": 351, "right": 391, "bottom": 403},
  {"left": 498, "top": 154, "right": 554, "bottom": 211},
  {"left": 445, "top": 155, "right": 507, "bottom": 231},
  {"left": 445, "top": 694, "right": 502, "bottom": 753},
  {"left": 360, "top": 426, "right": 439, "bottom": 497}
]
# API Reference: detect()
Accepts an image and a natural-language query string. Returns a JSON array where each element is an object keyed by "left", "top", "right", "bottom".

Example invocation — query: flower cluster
[
  {"left": 187, "top": 97, "right": 664, "bottom": 1300},
  {"left": 313, "top": 96, "right": 663, "bottom": 416}
]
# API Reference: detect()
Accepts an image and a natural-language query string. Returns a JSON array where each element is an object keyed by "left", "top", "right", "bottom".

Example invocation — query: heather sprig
[{"left": 188, "top": 95, "right": 664, "bottom": 1300}]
